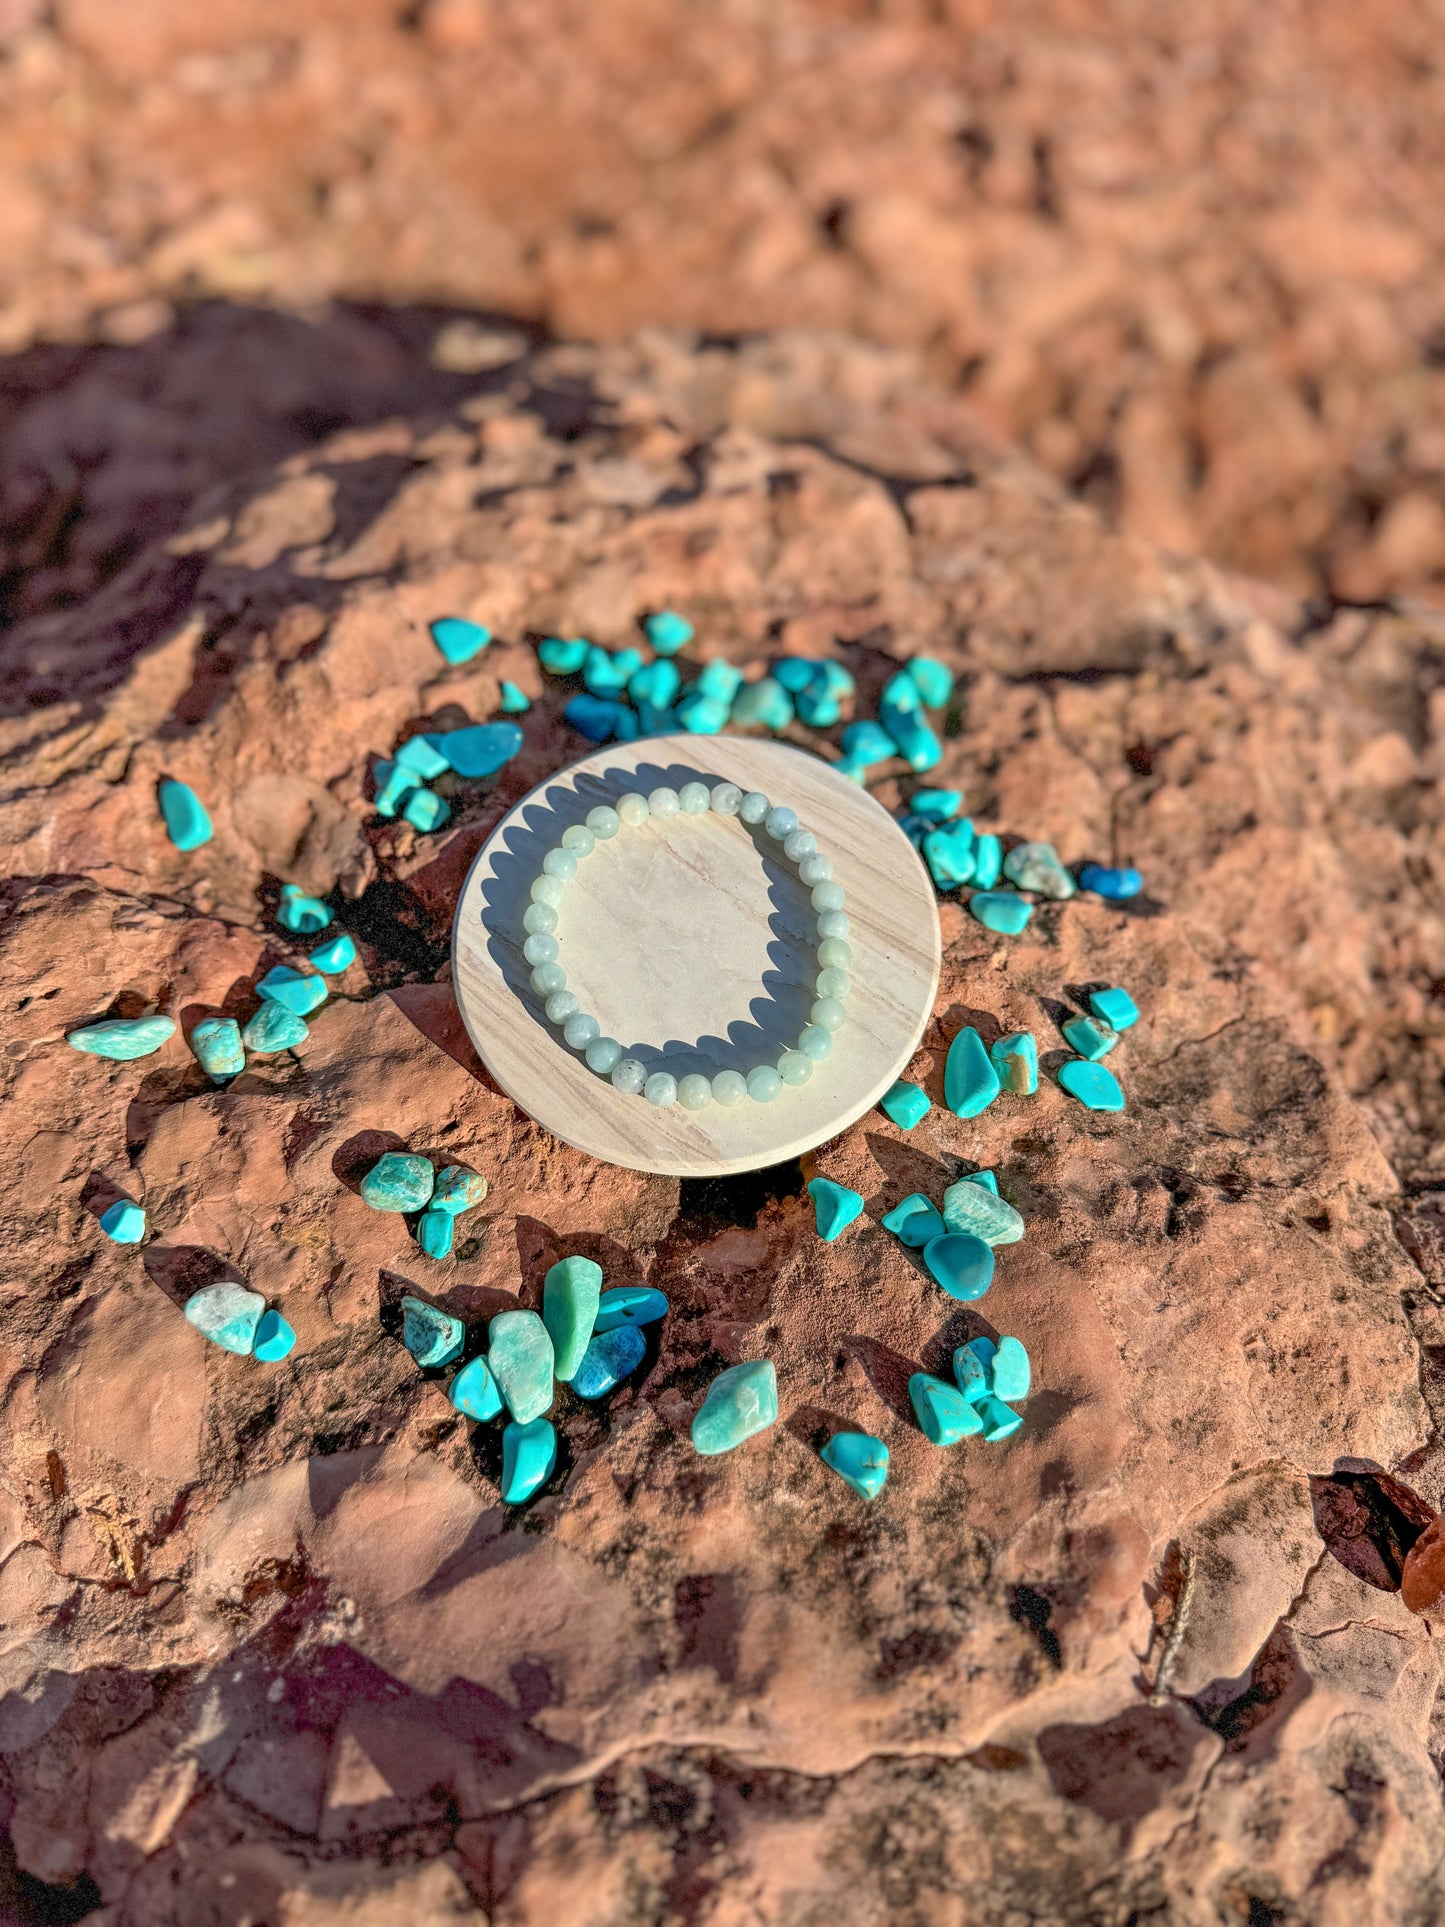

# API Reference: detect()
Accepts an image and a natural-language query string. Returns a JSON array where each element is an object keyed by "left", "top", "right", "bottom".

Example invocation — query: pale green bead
[
  {"left": 562, "top": 824, "right": 596, "bottom": 855},
  {"left": 586, "top": 1035, "right": 622, "bottom": 1074},
  {"left": 783, "top": 828, "right": 817, "bottom": 862},
  {"left": 612, "top": 1057, "right": 646, "bottom": 1094},
  {"left": 777, "top": 1050, "right": 814, "bottom": 1085},
  {"left": 532, "top": 963, "right": 567, "bottom": 995},
  {"left": 817, "top": 908, "right": 850, "bottom": 939},
  {"left": 531, "top": 875, "right": 565, "bottom": 907},
  {"left": 811, "top": 881, "right": 846, "bottom": 912},
  {"left": 617, "top": 792, "right": 649, "bottom": 826},
  {"left": 712, "top": 1069, "right": 748, "bottom": 1105},
  {"left": 545, "top": 989, "right": 579, "bottom": 1024},
  {"left": 648, "top": 787, "right": 679, "bottom": 817},
  {"left": 678, "top": 782, "right": 711, "bottom": 814},
  {"left": 799, "top": 1025, "right": 834, "bottom": 1060},
  {"left": 748, "top": 1066, "right": 783, "bottom": 1102},
  {"left": 644, "top": 1072, "right": 678, "bottom": 1106},
  {"left": 817, "top": 967, "right": 851, "bottom": 999},
  {"left": 523, "top": 933, "right": 559, "bottom": 965},
  {"left": 764, "top": 806, "right": 798, "bottom": 841},
  {"left": 799, "top": 854, "right": 834, "bottom": 887},
  {"left": 811, "top": 996, "right": 847, "bottom": 1031},
  {"left": 563, "top": 1013, "right": 599, "bottom": 1049},
  {"left": 678, "top": 1073, "right": 712, "bottom": 1110},
  {"left": 739, "top": 790, "right": 769, "bottom": 824},
  {"left": 818, "top": 938, "right": 852, "bottom": 969},
  {"left": 543, "top": 848, "right": 578, "bottom": 881},
  {"left": 710, "top": 782, "right": 743, "bottom": 816},
  {"left": 586, "top": 806, "right": 621, "bottom": 839},
  {"left": 523, "top": 902, "right": 558, "bottom": 935}
]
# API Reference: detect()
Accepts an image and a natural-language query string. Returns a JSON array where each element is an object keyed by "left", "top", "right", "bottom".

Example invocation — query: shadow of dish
[{"left": 478, "top": 756, "right": 819, "bottom": 1085}]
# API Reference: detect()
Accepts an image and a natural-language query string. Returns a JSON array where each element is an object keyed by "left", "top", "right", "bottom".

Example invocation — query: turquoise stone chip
[
  {"left": 695, "top": 659, "right": 743, "bottom": 704},
  {"left": 634, "top": 700, "right": 678, "bottom": 736},
  {"left": 241, "top": 1003, "right": 308, "bottom": 1053},
  {"left": 1062, "top": 1014, "right": 1119, "bottom": 1061},
  {"left": 572, "top": 1322, "right": 647, "bottom": 1399},
  {"left": 731, "top": 675, "right": 795, "bottom": 731},
  {"left": 909, "top": 1373, "right": 984, "bottom": 1445},
  {"left": 922, "top": 1232, "right": 995, "bottom": 1301},
  {"left": 430, "top": 615, "right": 491, "bottom": 664},
  {"left": 400, "top": 1294, "right": 465, "bottom": 1368},
  {"left": 991, "top": 1031, "right": 1038, "bottom": 1094},
  {"left": 629, "top": 657, "right": 681, "bottom": 708},
  {"left": 539, "top": 636, "right": 589, "bottom": 674},
  {"left": 879, "top": 1080, "right": 930, "bottom": 1129},
  {"left": 67, "top": 1015, "right": 176, "bottom": 1060},
  {"left": 253, "top": 1309, "right": 297, "bottom": 1362},
  {"left": 450, "top": 1356, "right": 504, "bottom": 1421},
  {"left": 943, "top": 1027, "right": 1000, "bottom": 1118},
  {"left": 543, "top": 1255, "right": 603, "bottom": 1382},
  {"left": 923, "top": 820, "right": 975, "bottom": 888},
  {"left": 677, "top": 689, "right": 729, "bottom": 734},
  {"left": 501, "top": 1417, "right": 557, "bottom": 1503},
  {"left": 773, "top": 656, "right": 818, "bottom": 693},
  {"left": 1057, "top": 1059, "right": 1125, "bottom": 1112},
  {"left": 359, "top": 1152, "right": 435, "bottom": 1213},
  {"left": 960, "top": 1169, "right": 998, "bottom": 1194},
  {"left": 402, "top": 788, "right": 449, "bottom": 833},
  {"left": 185, "top": 1282, "right": 264, "bottom": 1355},
  {"left": 795, "top": 685, "right": 841, "bottom": 728},
  {"left": 969, "top": 890, "right": 1033, "bottom": 935},
  {"left": 417, "top": 1209, "right": 454, "bottom": 1260},
  {"left": 881, "top": 669, "right": 921, "bottom": 711},
  {"left": 372, "top": 760, "right": 414, "bottom": 818},
  {"left": 644, "top": 610, "right": 694, "bottom": 655},
  {"left": 808, "top": 1177, "right": 865, "bottom": 1242},
  {"left": 500, "top": 681, "right": 531, "bottom": 713},
  {"left": 691, "top": 1360, "right": 778, "bottom": 1455},
  {"left": 820, "top": 1431, "right": 889, "bottom": 1500},
  {"left": 594, "top": 1286, "right": 669, "bottom": 1333},
  {"left": 880, "top": 1193, "right": 946, "bottom": 1247},
  {"left": 190, "top": 1017, "right": 245, "bottom": 1083},
  {"left": 255, "top": 965, "right": 327, "bottom": 1015},
  {"left": 905, "top": 656, "right": 954, "bottom": 707},
  {"left": 992, "top": 1336, "right": 1031, "bottom": 1402},
  {"left": 942, "top": 1177, "right": 1025, "bottom": 1245},
  {"left": 309, "top": 932, "right": 356, "bottom": 975},
  {"left": 1089, "top": 986, "right": 1139, "bottom": 1032},
  {"left": 278, "top": 884, "right": 333, "bottom": 933},
  {"left": 583, "top": 645, "right": 642, "bottom": 696},
  {"left": 971, "top": 833, "right": 1002, "bottom": 889},
  {"left": 953, "top": 1337, "right": 996, "bottom": 1403},
  {"left": 564, "top": 693, "right": 637, "bottom": 743},
  {"left": 1079, "top": 863, "right": 1142, "bottom": 899},
  {"left": 394, "top": 735, "right": 451, "bottom": 779},
  {"left": 976, "top": 1394, "right": 1023, "bottom": 1442},
  {"left": 1002, "top": 840, "right": 1075, "bottom": 899},
  {"left": 430, "top": 1165, "right": 488, "bottom": 1215},
  {"left": 839, "top": 720, "right": 894, "bottom": 765},
  {"left": 487, "top": 1309, "right": 555, "bottom": 1422},
  {"left": 879, "top": 694, "right": 942, "bottom": 772},
  {"left": 158, "top": 777, "right": 212, "bottom": 850},
  {"left": 425, "top": 722, "right": 523, "bottom": 778},
  {"left": 98, "top": 1200, "right": 145, "bottom": 1244},
  {"left": 910, "top": 788, "right": 962, "bottom": 820}
]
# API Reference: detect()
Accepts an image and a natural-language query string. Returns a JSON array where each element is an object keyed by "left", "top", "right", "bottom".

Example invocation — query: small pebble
[
  {"left": 158, "top": 778, "right": 213, "bottom": 851},
  {"left": 942, "top": 1176, "right": 1024, "bottom": 1246},
  {"left": 430, "top": 1166, "right": 488, "bottom": 1214},
  {"left": 402, "top": 788, "right": 449, "bottom": 833},
  {"left": 691, "top": 1360, "right": 778, "bottom": 1455},
  {"left": 501, "top": 1417, "right": 557, "bottom": 1502},
  {"left": 360, "top": 1152, "right": 435, "bottom": 1213},
  {"left": 991, "top": 1336, "right": 1031, "bottom": 1402},
  {"left": 968, "top": 890, "right": 1033, "bottom": 935},
  {"left": 1079, "top": 863, "right": 1143, "bottom": 900},
  {"left": 544, "top": 1255, "right": 604, "bottom": 1382},
  {"left": 990, "top": 1032, "right": 1038, "bottom": 1094},
  {"left": 185, "top": 1282, "right": 265, "bottom": 1355},
  {"left": 960, "top": 1168, "right": 998, "bottom": 1194},
  {"left": 730, "top": 676, "right": 794, "bottom": 731},
  {"left": 241, "top": 1004, "right": 309, "bottom": 1053},
  {"left": 190, "top": 1016, "right": 245, "bottom": 1084},
  {"left": 500, "top": 681, "right": 531, "bottom": 713},
  {"left": 879, "top": 1079, "right": 931, "bottom": 1129},
  {"left": 629, "top": 658, "right": 681, "bottom": 708},
  {"left": 255, "top": 966, "right": 327, "bottom": 1016},
  {"left": 909, "top": 1373, "right": 984, "bottom": 1446},
  {"left": 922, "top": 1232, "right": 995, "bottom": 1301},
  {"left": 1002, "top": 841, "right": 1075, "bottom": 899},
  {"left": 644, "top": 610, "right": 694, "bottom": 655},
  {"left": 910, "top": 788, "right": 962, "bottom": 820},
  {"left": 583, "top": 645, "right": 643, "bottom": 697},
  {"left": 572, "top": 1322, "right": 647, "bottom": 1399},
  {"left": 1062, "top": 1014, "right": 1119, "bottom": 1060},
  {"left": 372, "top": 760, "right": 414, "bottom": 818},
  {"left": 539, "top": 636, "right": 589, "bottom": 674},
  {"left": 970, "top": 833, "right": 1002, "bottom": 889},
  {"left": 923, "top": 820, "right": 975, "bottom": 888},
  {"left": 976, "top": 1394, "right": 1024, "bottom": 1442},
  {"left": 696, "top": 660, "right": 744, "bottom": 705},
  {"left": 564, "top": 694, "right": 638, "bottom": 743},
  {"left": 67, "top": 1015, "right": 176, "bottom": 1060},
  {"left": 943, "top": 1026, "right": 999, "bottom": 1118},
  {"left": 417, "top": 1209, "right": 454, "bottom": 1260},
  {"left": 395, "top": 735, "right": 451, "bottom": 779},
  {"left": 795, "top": 684, "right": 842, "bottom": 728},
  {"left": 278, "top": 884, "right": 332, "bottom": 934},
  {"left": 677, "top": 688, "right": 729, "bottom": 734},
  {"left": 488, "top": 1309, "right": 555, "bottom": 1422},
  {"left": 808, "top": 1177, "right": 865, "bottom": 1242},
  {"left": 450, "top": 1356, "right": 504, "bottom": 1421},
  {"left": 904, "top": 657, "right": 954, "bottom": 708},
  {"left": 879, "top": 693, "right": 942, "bottom": 772},
  {"left": 430, "top": 616, "right": 491, "bottom": 664},
  {"left": 98, "top": 1200, "right": 145, "bottom": 1244},
  {"left": 1057, "top": 1059, "right": 1125, "bottom": 1112},
  {"left": 253, "top": 1309, "right": 297, "bottom": 1362},
  {"left": 594, "top": 1286, "right": 669, "bottom": 1333},
  {"left": 425, "top": 722, "right": 524, "bottom": 778},
  {"left": 772, "top": 657, "right": 818, "bottom": 693},
  {"left": 896, "top": 813, "right": 931, "bottom": 849},
  {"left": 820, "top": 1431, "right": 889, "bottom": 1500},
  {"left": 953, "top": 1337, "right": 996, "bottom": 1404},
  {"left": 309, "top": 932, "right": 356, "bottom": 975},
  {"left": 1089, "top": 986, "right": 1139, "bottom": 1032},
  {"left": 880, "top": 1193, "right": 946, "bottom": 1246}
]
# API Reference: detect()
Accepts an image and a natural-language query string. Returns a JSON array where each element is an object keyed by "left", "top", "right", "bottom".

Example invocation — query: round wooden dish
[{"left": 452, "top": 735, "right": 941, "bottom": 1176}]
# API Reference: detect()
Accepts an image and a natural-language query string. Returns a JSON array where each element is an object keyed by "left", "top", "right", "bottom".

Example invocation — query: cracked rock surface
[{"left": 1, "top": 334, "right": 1444, "bottom": 1923}]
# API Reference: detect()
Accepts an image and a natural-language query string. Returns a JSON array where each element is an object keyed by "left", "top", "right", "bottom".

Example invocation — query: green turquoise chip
[{"left": 879, "top": 1079, "right": 931, "bottom": 1129}]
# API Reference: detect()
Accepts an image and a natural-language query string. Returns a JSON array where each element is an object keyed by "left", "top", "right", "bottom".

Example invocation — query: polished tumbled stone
[
  {"left": 971, "top": 832, "right": 1002, "bottom": 889},
  {"left": 629, "top": 657, "right": 681, "bottom": 708},
  {"left": 360, "top": 1152, "right": 435, "bottom": 1213},
  {"left": 430, "top": 1166, "right": 488, "bottom": 1215},
  {"left": 539, "top": 636, "right": 589, "bottom": 674},
  {"left": 880, "top": 1193, "right": 947, "bottom": 1247},
  {"left": 1062, "top": 1014, "right": 1119, "bottom": 1060},
  {"left": 395, "top": 735, "right": 450, "bottom": 779},
  {"left": 583, "top": 645, "right": 643, "bottom": 696},
  {"left": 543, "top": 1255, "right": 603, "bottom": 1381},
  {"left": 573, "top": 1322, "right": 648, "bottom": 1399},
  {"left": 879, "top": 1079, "right": 931, "bottom": 1129},
  {"left": 67, "top": 1014, "right": 176, "bottom": 1060},
  {"left": 923, "top": 820, "right": 975, "bottom": 888},
  {"left": 772, "top": 656, "right": 818, "bottom": 693},
  {"left": 564, "top": 693, "right": 637, "bottom": 743},
  {"left": 402, "top": 787, "right": 449, "bottom": 833},
  {"left": 992, "top": 1335, "right": 1031, "bottom": 1402},
  {"left": 185, "top": 1282, "right": 265, "bottom": 1355},
  {"left": 594, "top": 1286, "right": 669, "bottom": 1333},
  {"left": 158, "top": 777, "right": 213, "bottom": 850},
  {"left": 430, "top": 615, "right": 491, "bottom": 664},
  {"left": 427, "top": 721, "right": 524, "bottom": 778},
  {"left": 821, "top": 1431, "right": 889, "bottom": 1500},
  {"left": 943, "top": 1026, "right": 1000, "bottom": 1118},
  {"left": 922, "top": 1232, "right": 995, "bottom": 1301},
  {"left": 309, "top": 932, "right": 356, "bottom": 975},
  {"left": 1002, "top": 840, "right": 1075, "bottom": 898},
  {"left": 1057, "top": 1059, "right": 1126, "bottom": 1111},
  {"left": 960, "top": 1169, "right": 998, "bottom": 1193},
  {"left": 450, "top": 1355, "right": 504, "bottom": 1421},
  {"left": 909, "top": 1373, "right": 984, "bottom": 1445},
  {"left": 910, "top": 788, "right": 962, "bottom": 820},
  {"left": 953, "top": 1336, "right": 996, "bottom": 1404},
  {"left": 255, "top": 965, "right": 328, "bottom": 1015},
  {"left": 976, "top": 1394, "right": 1024, "bottom": 1441},
  {"left": 488, "top": 1309, "right": 555, "bottom": 1422},
  {"left": 1079, "top": 862, "right": 1143, "bottom": 899},
  {"left": 905, "top": 656, "right": 954, "bottom": 707},
  {"left": 1089, "top": 986, "right": 1139, "bottom": 1032},
  {"left": 502, "top": 1418, "right": 557, "bottom": 1503},
  {"left": 990, "top": 1031, "right": 1038, "bottom": 1094},
  {"left": 190, "top": 1016, "right": 245, "bottom": 1083},
  {"left": 968, "top": 890, "right": 1034, "bottom": 935},
  {"left": 417, "top": 1209, "right": 454, "bottom": 1260},
  {"left": 838, "top": 718, "right": 894, "bottom": 764},
  {"left": 400, "top": 1295, "right": 465, "bottom": 1369},
  {"left": 253, "top": 1309, "right": 297, "bottom": 1362},
  {"left": 278, "top": 884, "right": 332, "bottom": 933},
  {"left": 942, "top": 1176, "right": 1026, "bottom": 1246},
  {"left": 691, "top": 1360, "right": 778, "bottom": 1455},
  {"left": 808, "top": 1177, "right": 865, "bottom": 1242},
  {"left": 98, "top": 1199, "right": 145, "bottom": 1244},
  {"left": 644, "top": 610, "right": 694, "bottom": 655},
  {"left": 241, "top": 1003, "right": 309, "bottom": 1053},
  {"left": 500, "top": 681, "right": 531, "bottom": 713},
  {"left": 732, "top": 675, "right": 794, "bottom": 731},
  {"left": 879, "top": 691, "right": 942, "bottom": 772}
]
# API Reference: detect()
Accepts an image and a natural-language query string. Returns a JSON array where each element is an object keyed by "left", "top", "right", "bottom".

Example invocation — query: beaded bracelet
[{"left": 520, "top": 779, "right": 851, "bottom": 1108}]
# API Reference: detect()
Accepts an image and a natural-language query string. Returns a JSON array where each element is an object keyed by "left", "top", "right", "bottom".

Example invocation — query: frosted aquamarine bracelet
[{"left": 520, "top": 780, "right": 851, "bottom": 1109}]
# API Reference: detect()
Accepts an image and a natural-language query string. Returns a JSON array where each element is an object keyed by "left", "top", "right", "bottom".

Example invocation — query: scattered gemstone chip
[
  {"left": 426, "top": 721, "right": 525, "bottom": 778},
  {"left": 644, "top": 610, "right": 694, "bottom": 655},
  {"left": 970, "top": 833, "right": 1002, "bottom": 889},
  {"left": 400, "top": 1295, "right": 465, "bottom": 1368},
  {"left": 880, "top": 1193, "right": 947, "bottom": 1247},
  {"left": 488, "top": 1310, "right": 555, "bottom": 1422},
  {"left": 879, "top": 1079, "right": 931, "bottom": 1129},
  {"left": 278, "top": 884, "right": 332, "bottom": 934},
  {"left": 185, "top": 1282, "right": 265, "bottom": 1355},
  {"left": 543, "top": 1255, "right": 603, "bottom": 1382},
  {"left": 158, "top": 778, "right": 213, "bottom": 850},
  {"left": 1089, "top": 986, "right": 1139, "bottom": 1032},
  {"left": 808, "top": 1177, "right": 865, "bottom": 1242},
  {"left": 943, "top": 1027, "right": 1000, "bottom": 1118},
  {"left": 98, "top": 1200, "right": 145, "bottom": 1244},
  {"left": 255, "top": 966, "right": 327, "bottom": 1016},
  {"left": 941, "top": 1177, "right": 1025, "bottom": 1246},
  {"left": 539, "top": 636, "right": 589, "bottom": 675},
  {"left": 1002, "top": 841, "right": 1075, "bottom": 899},
  {"left": 1057, "top": 1059, "right": 1125, "bottom": 1112},
  {"left": 501, "top": 1417, "right": 557, "bottom": 1503},
  {"left": 241, "top": 1004, "right": 308, "bottom": 1053},
  {"left": 572, "top": 1323, "right": 647, "bottom": 1400},
  {"left": 990, "top": 1031, "right": 1038, "bottom": 1093},
  {"left": 67, "top": 1015, "right": 177, "bottom": 1060},
  {"left": 1062, "top": 1014, "right": 1119, "bottom": 1060},
  {"left": 968, "top": 890, "right": 1033, "bottom": 935},
  {"left": 190, "top": 1016, "right": 245, "bottom": 1084},
  {"left": 909, "top": 1373, "right": 984, "bottom": 1446},
  {"left": 691, "top": 1360, "right": 778, "bottom": 1455},
  {"left": 821, "top": 1431, "right": 889, "bottom": 1500},
  {"left": 450, "top": 1356, "right": 504, "bottom": 1421},
  {"left": 253, "top": 1309, "right": 297, "bottom": 1362},
  {"left": 359, "top": 1152, "right": 435, "bottom": 1213},
  {"left": 1079, "top": 863, "right": 1143, "bottom": 900},
  {"left": 910, "top": 788, "right": 962, "bottom": 820},
  {"left": 976, "top": 1394, "right": 1024, "bottom": 1441},
  {"left": 594, "top": 1287, "right": 669, "bottom": 1334},
  {"left": 430, "top": 616, "right": 491, "bottom": 664},
  {"left": 309, "top": 933, "right": 356, "bottom": 975},
  {"left": 922, "top": 1232, "right": 995, "bottom": 1301},
  {"left": 417, "top": 1209, "right": 454, "bottom": 1260},
  {"left": 430, "top": 1166, "right": 489, "bottom": 1214}
]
